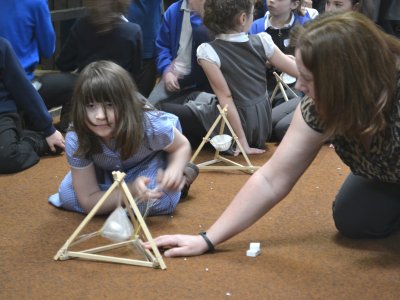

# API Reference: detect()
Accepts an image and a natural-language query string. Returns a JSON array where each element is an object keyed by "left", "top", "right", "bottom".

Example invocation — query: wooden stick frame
[
  {"left": 53, "top": 171, "right": 167, "bottom": 270},
  {"left": 270, "top": 72, "right": 299, "bottom": 104},
  {"left": 190, "top": 104, "right": 259, "bottom": 174}
]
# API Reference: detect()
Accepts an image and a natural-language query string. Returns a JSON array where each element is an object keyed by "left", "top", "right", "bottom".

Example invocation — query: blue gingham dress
[{"left": 49, "top": 111, "right": 182, "bottom": 216}]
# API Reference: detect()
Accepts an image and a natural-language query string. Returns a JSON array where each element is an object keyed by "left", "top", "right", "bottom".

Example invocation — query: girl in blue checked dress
[{"left": 49, "top": 60, "right": 197, "bottom": 216}]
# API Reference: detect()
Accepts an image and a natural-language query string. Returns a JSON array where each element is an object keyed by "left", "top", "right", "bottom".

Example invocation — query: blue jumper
[
  {"left": 127, "top": 0, "right": 162, "bottom": 59},
  {"left": 0, "top": 0, "right": 55, "bottom": 81},
  {"left": 155, "top": 0, "right": 206, "bottom": 75}
]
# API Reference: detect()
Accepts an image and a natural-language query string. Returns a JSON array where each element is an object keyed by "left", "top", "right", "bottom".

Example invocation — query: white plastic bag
[{"left": 101, "top": 206, "right": 134, "bottom": 242}]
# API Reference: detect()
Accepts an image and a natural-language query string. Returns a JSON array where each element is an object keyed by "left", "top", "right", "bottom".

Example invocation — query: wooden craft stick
[
  {"left": 67, "top": 252, "right": 156, "bottom": 268},
  {"left": 54, "top": 177, "right": 122, "bottom": 260},
  {"left": 120, "top": 180, "right": 167, "bottom": 270}
]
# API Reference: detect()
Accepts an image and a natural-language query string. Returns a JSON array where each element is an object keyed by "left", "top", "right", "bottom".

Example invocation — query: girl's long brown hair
[
  {"left": 72, "top": 60, "right": 150, "bottom": 160},
  {"left": 294, "top": 11, "right": 400, "bottom": 139}
]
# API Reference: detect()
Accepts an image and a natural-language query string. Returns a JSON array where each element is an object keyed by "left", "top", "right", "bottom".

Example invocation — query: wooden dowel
[
  {"left": 120, "top": 181, "right": 167, "bottom": 270},
  {"left": 218, "top": 107, "right": 254, "bottom": 168},
  {"left": 67, "top": 252, "right": 156, "bottom": 268},
  {"left": 190, "top": 112, "right": 224, "bottom": 163},
  {"left": 80, "top": 240, "right": 135, "bottom": 254},
  {"left": 54, "top": 177, "right": 122, "bottom": 260}
]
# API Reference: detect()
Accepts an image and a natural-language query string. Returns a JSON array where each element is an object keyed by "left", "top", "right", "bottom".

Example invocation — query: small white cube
[
  {"left": 246, "top": 242, "right": 261, "bottom": 257},
  {"left": 246, "top": 249, "right": 261, "bottom": 257},
  {"left": 249, "top": 242, "right": 260, "bottom": 251}
]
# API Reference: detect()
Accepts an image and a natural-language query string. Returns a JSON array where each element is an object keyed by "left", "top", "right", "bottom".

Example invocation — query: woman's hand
[{"left": 145, "top": 234, "right": 209, "bottom": 257}]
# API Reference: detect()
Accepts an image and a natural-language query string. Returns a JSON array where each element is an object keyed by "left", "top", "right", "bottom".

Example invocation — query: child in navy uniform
[{"left": 0, "top": 37, "right": 64, "bottom": 174}]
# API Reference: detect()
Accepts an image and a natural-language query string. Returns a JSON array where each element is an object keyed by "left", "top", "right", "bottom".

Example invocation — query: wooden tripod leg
[
  {"left": 272, "top": 72, "right": 289, "bottom": 102},
  {"left": 217, "top": 105, "right": 255, "bottom": 169},
  {"left": 270, "top": 82, "right": 280, "bottom": 104},
  {"left": 190, "top": 112, "right": 224, "bottom": 163},
  {"left": 120, "top": 180, "right": 167, "bottom": 270},
  {"left": 279, "top": 81, "right": 289, "bottom": 102},
  {"left": 273, "top": 72, "right": 299, "bottom": 100},
  {"left": 54, "top": 177, "right": 123, "bottom": 260},
  {"left": 280, "top": 79, "right": 298, "bottom": 98}
]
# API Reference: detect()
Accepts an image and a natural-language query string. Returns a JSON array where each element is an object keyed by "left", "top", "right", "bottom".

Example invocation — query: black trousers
[
  {"left": 0, "top": 113, "right": 39, "bottom": 173},
  {"left": 333, "top": 173, "right": 400, "bottom": 238},
  {"left": 271, "top": 97, "right": 301, "bottom": 142},
  {"left": 135, "top": 58, "right": 157, "bottom": 98},
  {"left": 158, "top": 102, "right": 207, "bottom": 149},
  {"left": 37, "top": 72, "right": 77, "bottom": 110}
]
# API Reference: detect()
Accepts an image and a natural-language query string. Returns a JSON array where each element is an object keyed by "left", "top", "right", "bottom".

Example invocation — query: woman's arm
[
  {"left": 148, "top": 106, "right": 325, "bottom": 256},
  {"left": 159, "top": 128, "right": 192, "bottom": 191},
  {"left": 199, "top": 59, "right": 265, "bottom": 155}
]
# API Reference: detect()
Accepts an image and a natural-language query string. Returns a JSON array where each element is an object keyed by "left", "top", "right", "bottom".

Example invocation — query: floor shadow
[{"left": 333, "top": 231, "right": 400, "bottom": 268}]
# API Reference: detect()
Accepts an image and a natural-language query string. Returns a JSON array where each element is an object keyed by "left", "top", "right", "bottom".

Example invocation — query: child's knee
[{"left": 0, "top": 144, "right": 39, "bottom": 173}]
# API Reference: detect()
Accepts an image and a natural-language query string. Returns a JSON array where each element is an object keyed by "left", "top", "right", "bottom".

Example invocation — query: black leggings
[
  {"left": 158, "top": 102, "right": 207, "bottom": 149},
  {"left": 37, "top": 72, "right": 77, "bottom": 109},
  {"left": 0, "top": 113, "right": 39, "bottom": 173},
  {"left": 332, "top": 173, "right": 400, "bottom": 238}
]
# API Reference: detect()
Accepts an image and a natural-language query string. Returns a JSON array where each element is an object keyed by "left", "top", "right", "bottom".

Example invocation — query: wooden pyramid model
[
  {"left": 190, "top": 104, "right": 259, "bottom": 173},
  {"left": 54, "top": 171, "right": 166, "bottom": 270},
  {"left": 270, "top": 72, "right": 299, "bottom": 104}
]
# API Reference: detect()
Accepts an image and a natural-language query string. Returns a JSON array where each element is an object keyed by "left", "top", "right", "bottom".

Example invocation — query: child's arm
[
  {"left": 72, "top": 165, "right": 122, "bottom": 214},
  {"left": 269, "top": 47, "right": 299, "bottom": 78},
  {"left": 71, "top": 165, "right": 161, "bottom": 214},
  {"left": 199, "top": 59, "right": 266, "bottom": 155},
  {"left": 159, "top": 128, "right": 192, "bottom": 191},
  {"left": 163, "top": 66, "right": 181, "bottom": 92}
]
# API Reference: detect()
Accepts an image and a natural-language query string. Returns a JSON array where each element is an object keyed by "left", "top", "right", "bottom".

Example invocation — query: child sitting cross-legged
[{"left": 49, "top": 60, "right": 198, "bottom": 216}]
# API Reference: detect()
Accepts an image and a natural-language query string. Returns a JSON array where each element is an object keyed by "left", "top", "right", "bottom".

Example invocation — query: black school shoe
[
  {"left": 180, "top": 162, "right": 199, "bottom": 199},
  {"left": 21, "top": 130, "right": 64, "bottom": 156}
]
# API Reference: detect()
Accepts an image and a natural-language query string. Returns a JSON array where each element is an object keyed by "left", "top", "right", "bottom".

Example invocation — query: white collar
[
  {"left": 181, "top": 0, "right": 191, "bottom": 12},
  {"left": 215, "top": 32, "right": 249, "bottom": 42},
  {"left": 265, "top": 11, "right": 295, "bottom": 30}
]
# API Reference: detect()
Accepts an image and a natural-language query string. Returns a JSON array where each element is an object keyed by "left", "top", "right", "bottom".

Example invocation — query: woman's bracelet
[{"left": 198, "top": 231, "right": 215, "bottom": 253}]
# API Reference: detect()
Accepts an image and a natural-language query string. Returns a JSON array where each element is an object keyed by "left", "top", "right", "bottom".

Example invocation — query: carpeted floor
[{"left": 1, "top": 144, "right": 399, "bottom": 299}]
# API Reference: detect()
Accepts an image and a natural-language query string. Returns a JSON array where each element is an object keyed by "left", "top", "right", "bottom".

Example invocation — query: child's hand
[
  {"left": 233, "top": 137, "right": 266, "bottom": 156},
  {"left": 234, "top": 145, "right": 265, "bottom": 156},
  {"left": 46, "top": 130, "right": 65, "bottom": 153},
  {"left": 163, "top": 71, "right": 181, "bottom": 92},
  {"left": 130, "top": 176, "right": 163, "bottom": 202},
  {"left": 157, "top": 168, "right": 185, "bottom": 192}
]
